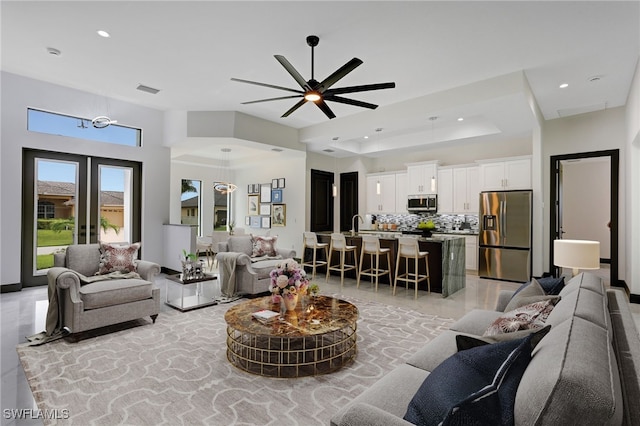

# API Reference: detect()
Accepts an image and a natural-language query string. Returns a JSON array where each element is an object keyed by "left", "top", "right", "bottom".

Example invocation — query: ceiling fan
[{"left": 231, "top": 35, "right": 395, "bottom": 119}]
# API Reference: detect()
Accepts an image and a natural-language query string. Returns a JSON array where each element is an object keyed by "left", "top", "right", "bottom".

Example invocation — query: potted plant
[{"left": 417, "top": 220, "right": 436, "bottom": 237}]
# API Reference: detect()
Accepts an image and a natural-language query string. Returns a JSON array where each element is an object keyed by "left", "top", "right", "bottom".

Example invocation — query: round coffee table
[{"left": 225, "top": 295, "right": 358, "bottom": 377}]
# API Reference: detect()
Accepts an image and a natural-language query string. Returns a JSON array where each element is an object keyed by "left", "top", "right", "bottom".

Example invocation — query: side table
[{"left": 165, "top": 273, "right": 218, "bottom": 311}]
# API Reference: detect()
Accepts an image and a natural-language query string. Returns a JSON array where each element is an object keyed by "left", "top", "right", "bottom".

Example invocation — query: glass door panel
[
  {"left": 181, "top": 179, "right": 201, "bottom": 236},
  {"left": 98, "top": 165, "right": 133, "bottom": 244},
  {"left": 34, "top": 159, "right": 79, "bottom": 273}
]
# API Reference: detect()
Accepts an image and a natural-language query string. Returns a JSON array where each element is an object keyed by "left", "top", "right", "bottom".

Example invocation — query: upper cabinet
[
  {"left": 478, "top": 157, "right": 531, "bottom": 191},
  {"left": 366, "top": 173, "right": 397, "bottom": 213},
  {"left": 406, "top": 161, "right": 438, "bottom": 195},
  {"left": 453, "top": 166, "right": 479, "bottom": 213},
  {"left": 437, "top": 168, "right": 454, "bottom": 213},
  {"left": 395, "top": 172, "right": 408, "bottom": 213}
]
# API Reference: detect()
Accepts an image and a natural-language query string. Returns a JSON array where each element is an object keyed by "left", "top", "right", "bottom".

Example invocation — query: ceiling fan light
[{"left": 304, "top": 91, "right": 321, "bottom": 102}]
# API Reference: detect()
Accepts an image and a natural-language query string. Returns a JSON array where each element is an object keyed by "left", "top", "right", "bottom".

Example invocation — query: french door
[{"left": 21, "top": 149, "right": 141, "bottom": 287}]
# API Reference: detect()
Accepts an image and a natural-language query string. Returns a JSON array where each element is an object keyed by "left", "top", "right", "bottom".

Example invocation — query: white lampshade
[{"left": 554, "top": 239, "right": 600, "bottom": 276}]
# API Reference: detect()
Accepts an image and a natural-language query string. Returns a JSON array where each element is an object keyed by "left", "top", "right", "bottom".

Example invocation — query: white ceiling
[{"left": 2, "top": 1, "right": 639, "bottom": 160}]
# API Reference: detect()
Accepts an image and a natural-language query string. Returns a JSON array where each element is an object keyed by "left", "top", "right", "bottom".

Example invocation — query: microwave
[{"left": 407, "top": 194, "right": 437, "bottom": 212}]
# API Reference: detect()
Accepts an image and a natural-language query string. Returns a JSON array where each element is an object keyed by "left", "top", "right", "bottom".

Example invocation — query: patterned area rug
[{"left": 17, "top": 296, "right": 453, "bottom": 425}]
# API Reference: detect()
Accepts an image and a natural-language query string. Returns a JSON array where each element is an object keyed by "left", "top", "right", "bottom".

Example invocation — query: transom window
[{"left": 27, "top": 108, "right": 141, "bottom": 147}]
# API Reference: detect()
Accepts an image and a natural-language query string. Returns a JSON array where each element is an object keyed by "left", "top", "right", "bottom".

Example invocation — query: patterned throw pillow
[
  {"left": 98, "top": 242, "right": 140, "bottom": 275},
  {"left": 251, "top": 235, "right": 278, "bottom": 257},
  {"left": 484, "top": 299, "right": 558, "bottom": 336}
]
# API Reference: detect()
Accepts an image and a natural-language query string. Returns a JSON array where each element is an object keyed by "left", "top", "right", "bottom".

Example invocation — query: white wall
[
  {"left": 0, "top": 72, "right": 170, "bottom": 287},
  {"left": 625, "top": 57, "right": 640, "bottom": 294},
  {"left": 542, "top": 106, "right": 627, "bottom": 281},
  {"left": 561, "top": 159, "right": 611, "bottom": 258}
]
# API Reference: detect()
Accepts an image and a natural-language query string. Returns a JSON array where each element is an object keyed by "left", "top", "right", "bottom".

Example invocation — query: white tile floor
[{"left": 1, "top": 268, "right": 638, "bottom": 425}]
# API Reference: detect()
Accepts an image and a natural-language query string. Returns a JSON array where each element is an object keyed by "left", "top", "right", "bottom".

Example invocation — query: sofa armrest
[
  {"left": 136, "top": 260, "right": 161, "bottom": 281},
  {"left": 48, "top": 267, "right": 82, "bottom": 304},
  {"left": 332, "top": 403, "right": 413, "bottom": 426},
  {"left": 495, "top": 289, "right": 516, "bottom": 312},
  {"left": 277, "top": 248, "right": 296, "bottom": 259},
  {"left": 53, "top": 251, "right": 66, "bottom": 267},
  {"left": 218, "top": 241, "right": 229, "bottom": 252}
]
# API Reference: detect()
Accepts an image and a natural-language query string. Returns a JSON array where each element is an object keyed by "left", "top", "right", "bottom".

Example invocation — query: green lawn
[
  {"left": 37, "top": 254, "right": 54, "bottom": 269},
  {"left": 37, "top": 229, "right": 73, "bottom": 247}
]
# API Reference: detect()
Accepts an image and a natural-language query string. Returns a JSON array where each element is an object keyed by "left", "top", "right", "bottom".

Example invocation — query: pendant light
[{"left": 214, "top": 148, "right": 237, "bottom": 194}]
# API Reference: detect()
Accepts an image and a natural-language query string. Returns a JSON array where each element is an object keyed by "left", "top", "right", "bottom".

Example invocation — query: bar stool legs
[
  {"left": 326, "top": 233, "right": 359, "bottom": 286},
  {"left": 394, "top": 237, "right": 431, "bottom": 299},
  {"left": 302, "top": 232, "right": 329, "bottom": 280}
]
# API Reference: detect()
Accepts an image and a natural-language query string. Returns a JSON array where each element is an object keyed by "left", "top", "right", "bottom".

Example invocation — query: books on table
[{"left": 252, "top": 310, "right": 280, "bottom": 324}]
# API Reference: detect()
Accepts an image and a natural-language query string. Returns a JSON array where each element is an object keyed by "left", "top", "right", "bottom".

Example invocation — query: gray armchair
[
  {"left": 217, "top": 235, "right": 295, "bottom": 296},
  {"left": 48, "top": 244, "right": 161, "bottom": 334}
]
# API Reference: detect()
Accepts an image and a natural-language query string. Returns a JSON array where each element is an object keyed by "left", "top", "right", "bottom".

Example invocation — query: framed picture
[
  {"left": 278, "top": 178, "right": 286, "bottom": 188},
  {"left": 252, "top": 183, "right": 260, "bottom": 194},
  {"left": 245, "top": 216, "right": 251, "bottom": 226},
  {"left": 248, "top": 195, "right": 259, "bottom": 215},
  {"left": 259, "top": 203, "right": 270, "bottom": 215},
  {"left": 272, "top": 178, "right": 279, "bottom": 188},
  {"left": 260, "top": 183, "right": 272, "bottom": 203},
  {"left": 272, "top": 189, "right": 283, "bottom": 203},
  {"left": 272, "top": 203, "right": 286, "bottom": 226},
  {"left": 250, "top": 216, "right": 260, "bottom": 228},
  {"left": 261, "top": 216, "right": 271, "bottom": 229}
]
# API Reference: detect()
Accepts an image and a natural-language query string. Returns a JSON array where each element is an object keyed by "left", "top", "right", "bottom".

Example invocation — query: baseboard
[{"left": 1, "top": 283, "right": 22, "bottom": 293}]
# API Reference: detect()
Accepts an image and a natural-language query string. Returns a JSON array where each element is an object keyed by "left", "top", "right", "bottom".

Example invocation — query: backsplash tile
[{"left": 369, "top": 213, "right": 479, "bottom": 233}]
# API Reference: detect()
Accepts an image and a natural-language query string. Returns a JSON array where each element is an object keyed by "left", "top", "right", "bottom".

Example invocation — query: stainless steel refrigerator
[{"left": 478, "top": 190, "right": 532, "bottom": 282}]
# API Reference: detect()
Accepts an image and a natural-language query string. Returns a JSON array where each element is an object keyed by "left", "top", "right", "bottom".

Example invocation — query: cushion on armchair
[
  {"left": 98, "top": 242, "right": 141, "bottom": 275},
  {"left": 251, "top": 235, "right": 278, "bottom": 257}
]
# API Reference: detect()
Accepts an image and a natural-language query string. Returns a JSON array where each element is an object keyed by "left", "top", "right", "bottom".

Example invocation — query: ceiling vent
[
  {"left": 136, "top": 84, "right": 160, "bottom": 94},
  {"left": 323, "top": 149, "right": 335, "bottom": 153}
]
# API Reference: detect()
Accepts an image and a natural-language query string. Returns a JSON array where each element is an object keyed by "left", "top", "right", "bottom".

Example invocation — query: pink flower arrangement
[{"left": 269, "top": 259, "right": 309, "bottom": 302}]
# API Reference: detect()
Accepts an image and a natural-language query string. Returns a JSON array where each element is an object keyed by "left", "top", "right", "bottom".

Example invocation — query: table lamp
[{"left": 553, "top": 239, "right": 600, "bottom": 276}]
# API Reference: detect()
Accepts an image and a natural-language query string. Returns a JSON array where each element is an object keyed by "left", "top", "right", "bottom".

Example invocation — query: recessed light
[
  {"left": 364, "top": 136, "right": 369, "bottom": 139},
  {"left": 332, "top": 136, "right": 339, "bottom": 141},
  {"left": 559, "top": 83, "right": 569, "bottom": 89},
  {"left": 588, "top": 75, "right": 603, "bottom": 83},
  {"left": 46, "top": 47, "right": 61, "bottom": 56},
  {"left": 457, "top": 117, "right": 464, "bottom": 122},
  {"left": 97, "top": 30, "right": 110, "bottom": 38}
]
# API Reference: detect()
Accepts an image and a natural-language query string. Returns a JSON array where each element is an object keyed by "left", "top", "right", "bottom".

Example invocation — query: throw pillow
[
  {"left": 484, "top": 299, "right": 558, "bottom": 336},
  {"left": 504, "top": 279, "right": 560, "bottom": 312},
  {"left": 251, "top": 235, "right": 278, "bottom": 257},
  {"left": 98, "top": 242, "right": 140, "bottom": 275},
  {"left": 456, "top": 325, "right": 551, "bottom": 350},
  {"left": 403, "top": 334, "right": 539, "bottom": 426},
  {"left": 536, "top": 276, "right": 565, "bottom": 295}
]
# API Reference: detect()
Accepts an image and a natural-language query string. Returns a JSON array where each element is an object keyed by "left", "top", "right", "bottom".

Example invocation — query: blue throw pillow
[
  {"left": 536, "top": 276, "right": 565, "bottom": 295},
  {"left": 403, "top": 334, "right": 536, "bottom": 426}
]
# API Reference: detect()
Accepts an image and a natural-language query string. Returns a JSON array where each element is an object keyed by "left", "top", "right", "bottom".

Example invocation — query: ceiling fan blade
[
  {"left": 282, "top": 99, "right": 308, "bottom": 118},
  {"left": 241, "top": 95, "right": 303, "bottom": 105},
  {"left": 274, "top": 55, "right": 311, "bottom": 91},
  {"left": 314, "top": 99, "right": 337, "bottom": 119},
  {"left": 325, "top": 82, "right": 396, "bottom": 95},
  {"left": 231, "top": 78, "right": 303, "bottom": 94},
  {"left": 324, "top": 95, "right": 378, "bottom": 110},
  {"left": 317, "top": 58, "right": 363, "bottom": 92}
]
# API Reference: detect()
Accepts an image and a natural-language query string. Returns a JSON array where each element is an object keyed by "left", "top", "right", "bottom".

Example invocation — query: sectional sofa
[{"left": 331, "top": 273, "right": 640, "bottom": 425}]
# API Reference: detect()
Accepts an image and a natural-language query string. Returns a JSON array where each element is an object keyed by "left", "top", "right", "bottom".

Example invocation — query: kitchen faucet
[{"left": 351, "top": 215, "right": 364, "bottom": 236}]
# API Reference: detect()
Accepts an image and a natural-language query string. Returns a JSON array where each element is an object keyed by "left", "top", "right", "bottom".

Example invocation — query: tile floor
[{"left": 1, "top": 266, "right": 638, "bottom": 425}]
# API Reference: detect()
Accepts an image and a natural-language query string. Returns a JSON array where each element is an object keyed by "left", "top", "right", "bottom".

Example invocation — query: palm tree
[
  {"left": 182, "top": 179, "right": 197, "bottom": 194},
  {"left": 100, "top": 216, "right": 120, "bottom": 234}
]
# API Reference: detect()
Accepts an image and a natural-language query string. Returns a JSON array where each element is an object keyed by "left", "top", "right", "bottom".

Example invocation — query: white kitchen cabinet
[
  {"left": 479, "top": 157, "right": 531, "bottom": 191},
  {"left": 465, "top": 235, "right": 478, "bottom": 271},
  {"left": 407, "top": 162, "right": 438, "bottom": 195},
  {"left": 366, "top": 173, "right": 397, "bottom": 213},
  {"left": 437, "top": 168, "right": 454, "bottom": 213},
  {"left": 453, "top": 166, "right": 479, "bottom": 213},
  {"left": 395, "top": 172, "right": 408, "bottom": 212}
]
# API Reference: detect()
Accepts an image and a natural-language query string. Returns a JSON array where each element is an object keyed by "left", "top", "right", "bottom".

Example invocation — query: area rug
[{"left": 17, "top": 296, "right": 454, "bottom": 425}]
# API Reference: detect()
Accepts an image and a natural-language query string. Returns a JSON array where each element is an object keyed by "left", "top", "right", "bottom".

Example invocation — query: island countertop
[{"left": 312, "top": 233, "right": 465, "bottom": 297}]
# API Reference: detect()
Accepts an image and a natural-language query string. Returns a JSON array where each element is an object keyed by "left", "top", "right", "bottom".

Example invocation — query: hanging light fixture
[
  {"left": 430, "top": 176, "right": 436, "bottom": 192},
  {"left": 214, "top": 148, "right": 237, "bottom": 194}
]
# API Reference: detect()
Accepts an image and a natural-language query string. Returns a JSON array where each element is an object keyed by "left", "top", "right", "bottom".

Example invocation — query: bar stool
[
  {"left": 394, "top": 237, "right": 431, "bottom": 299},
  {"left": 196, "top": 236, "right": 214, "bottom": 269},
  {"left": 357, "top": 236, "right": 391, "bottom": 292},
  {"left": 326, "top": 233, "right": 359, "bottom": 286},
  {"left": 301, "top": 232, "right": 329, "bottom": 279}
]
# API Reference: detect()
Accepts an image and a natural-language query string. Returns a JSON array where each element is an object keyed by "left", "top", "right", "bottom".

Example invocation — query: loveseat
[
  {"left": 48, "top": 243, "right": 161, "bottom": 335},
  {"left": 217, "top": 234, "right": 296, "bottom": 296},
  {"left": 331, "top": 273, "right": 640, "bottom": 425}
]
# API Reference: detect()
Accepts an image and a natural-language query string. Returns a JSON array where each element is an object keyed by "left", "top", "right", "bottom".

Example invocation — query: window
[
  {"left": 27, "top": 108, "right": 141, "bottom": 147},
  {"left": 37, "top": 201, "right": 55, "bottom": 219}
]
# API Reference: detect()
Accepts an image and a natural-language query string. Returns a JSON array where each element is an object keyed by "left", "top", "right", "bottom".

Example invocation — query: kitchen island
[{"left": 311, "top": 233, "right": 465, "bottom": 297}]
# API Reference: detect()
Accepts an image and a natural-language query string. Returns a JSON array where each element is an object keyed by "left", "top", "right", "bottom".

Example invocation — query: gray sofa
[
  {"left": 331, "top": 273, "right": 640, "bottom": 425},
  {"left": 49, "top": 244, "right": 161, "bottom": 334},
  {"left": 217, "top": 235, "right": 296, "bottom": 296}
]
